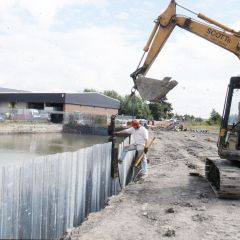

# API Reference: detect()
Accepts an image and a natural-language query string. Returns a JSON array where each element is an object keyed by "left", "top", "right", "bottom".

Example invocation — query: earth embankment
[
  {"left": 0, "top": 123, "right": 63, "bottom": 134},
  {"left": 62, "top": 129, "right": 240, "bottom": 240}
]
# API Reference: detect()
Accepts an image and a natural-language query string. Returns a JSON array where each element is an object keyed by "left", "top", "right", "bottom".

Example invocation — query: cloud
[
  {"left": 0, "top": 0, "right": 139, "bottom": 95},
  {"left": 0, "top": 23, "right": 140, "bottom": 95},
  {"left": 0, "top": 0, "right": 108, "bottom": 28},
  {"left": 115, "top": 12, "right": 129, "bottom": 21},
  {"left": 0, "top": 0, "right": 240, "bottom": 118}
]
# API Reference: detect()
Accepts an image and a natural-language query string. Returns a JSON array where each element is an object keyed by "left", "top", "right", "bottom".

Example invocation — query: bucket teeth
[{"left": 135, "top": 75, "right": 178, "bottom": 101}]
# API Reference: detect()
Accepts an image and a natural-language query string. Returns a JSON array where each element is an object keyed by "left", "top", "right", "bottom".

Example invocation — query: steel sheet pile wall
[
  {"left": 118, "top": 137, "right": 136, "bottom": 187},
  {"left": 0, "top": 143, "right": 111, "bottom": 239},
  {"left": 0, "top": 138, "right": 136, "bottom": 239}
]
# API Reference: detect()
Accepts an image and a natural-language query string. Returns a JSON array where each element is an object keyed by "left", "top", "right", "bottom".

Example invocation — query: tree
[
  {"left": 195, "top": 117, "right": 203, "bottom": 122},
  {"left": 120, "top": 95, "right": 152, "bottom": 119},
  {"left": 83, "top": 88, "right": 175, "bottom": 120},
  {"left": 183, "top": 114, "right": 195, "bottom": 122},
  {"left": 103, "top": 90, "right": 123, "bottom": 102},
  {"left": 208, "top": 109, "right": 221, "bottom": 125},
  {"left": 149, "top": 98, "right": 173, "bottom": 120},
  {"left": 83, "top": 88, "right": 97, "bottom": 92},
  {"left": 134, "top": 97, "right": 152, "bottom": 119}
]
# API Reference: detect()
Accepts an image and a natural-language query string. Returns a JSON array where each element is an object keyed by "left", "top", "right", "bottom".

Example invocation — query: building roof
[
  {"left": 0, "top": 92, "right": 120, "bottom": 109},
  {"left": 0, "top": 87, "right": 29, "bottom": 93},
  {"left": 0, "top": 93, "right": 65, "bottom": 103},
  {"left": 65, "top": 92, "right": 120, "bottom": 109}
]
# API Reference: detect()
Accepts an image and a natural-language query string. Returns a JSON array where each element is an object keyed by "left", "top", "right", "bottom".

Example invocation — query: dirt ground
[{"left": 63, "top": 129, "right": 240, "bottom": 240}]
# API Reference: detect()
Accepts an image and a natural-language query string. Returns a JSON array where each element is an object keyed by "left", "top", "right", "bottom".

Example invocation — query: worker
[{"left": 115, "top": 119, "right": 149, "bottom": 176}]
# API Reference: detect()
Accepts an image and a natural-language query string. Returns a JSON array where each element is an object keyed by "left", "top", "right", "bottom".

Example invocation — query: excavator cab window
[
  {"left": 227, "top": 89, "right": 240, "bottom": 149},
  {"left": 221, "top": 78, "right": 240, "bottom": 151},
  {"left": 228, "top": 89, "right": 240, "bottom": 126}
]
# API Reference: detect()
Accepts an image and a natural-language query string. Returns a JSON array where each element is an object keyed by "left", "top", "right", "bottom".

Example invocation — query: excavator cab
[
  {"left": 206, "top": 77, "right": 240, "bottom": 198},
  {"left": 218, "top": 77, "right": 240, "bottom": 161}
]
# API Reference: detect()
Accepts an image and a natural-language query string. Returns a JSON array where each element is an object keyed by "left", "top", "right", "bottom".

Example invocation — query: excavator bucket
[{"left": 135, "top": 75, "right": 178, "bottom": 101}]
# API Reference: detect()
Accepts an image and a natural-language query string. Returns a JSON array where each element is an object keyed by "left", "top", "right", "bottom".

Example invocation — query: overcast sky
[{"left": 0, "top": 0, "right": 240, "bottom": 118}]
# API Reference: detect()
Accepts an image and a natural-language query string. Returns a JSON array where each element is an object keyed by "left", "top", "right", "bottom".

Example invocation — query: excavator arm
[
  {"left": 130, "top": 0, "right": 240, "bottom": 199},
  {"left": 132, "top": 0, "right": 240, "bottom": 101},
  {"left": 131, "top": 0, "right": 176, "bottom": 79}
]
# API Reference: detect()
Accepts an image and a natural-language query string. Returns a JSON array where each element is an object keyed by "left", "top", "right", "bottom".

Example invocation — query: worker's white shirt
[{"left": 124, "top": 126, "right": 148, "bottom": 147}]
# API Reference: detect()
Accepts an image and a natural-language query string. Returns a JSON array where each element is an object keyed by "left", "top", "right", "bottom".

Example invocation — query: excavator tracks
[{"left": 205, "top": 158, "right": 240, "bottom": 199}]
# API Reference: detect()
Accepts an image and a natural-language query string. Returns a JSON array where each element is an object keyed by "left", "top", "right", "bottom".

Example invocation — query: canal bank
[
  {"left": 0, "top": 123, "right": 112, "bottom": 136},
  {"left": 0, "top": 123, "right": 63, "bottom": 134}
]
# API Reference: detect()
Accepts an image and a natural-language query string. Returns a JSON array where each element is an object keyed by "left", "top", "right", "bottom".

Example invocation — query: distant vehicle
[
  {"left": 77, "top": 119, "right": 87, "bottom": 125},
  {"left": 77, "top": 118, "right": 92, "bottom": 126},
  {"left": 115, "top": 119, "right": 127, "bottom": 127},
  {"left": 29, "top": 109, "right": 50, "bottom": 121},
  {"left": 3, "top": 109, "right": 50, "bottom": 121}
]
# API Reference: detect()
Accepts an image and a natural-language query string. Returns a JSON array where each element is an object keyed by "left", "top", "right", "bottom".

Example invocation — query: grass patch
[{"left": 186, "top": 122, "right": 220, "bottom": 133}]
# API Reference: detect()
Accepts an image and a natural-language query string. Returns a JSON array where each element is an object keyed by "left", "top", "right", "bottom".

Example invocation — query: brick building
[{"left": 0, "top": 88, "right": 120, "bottom": 122}]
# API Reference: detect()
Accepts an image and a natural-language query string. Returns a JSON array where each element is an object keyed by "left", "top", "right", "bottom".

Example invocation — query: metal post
[{"left": 108, "top": 115, "right": 119, "bottom": 177}]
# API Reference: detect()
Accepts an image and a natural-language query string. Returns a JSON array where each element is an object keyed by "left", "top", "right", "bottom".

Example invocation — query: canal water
[{"left": 0, "top": 133, "right": 108, "bottom": 165}]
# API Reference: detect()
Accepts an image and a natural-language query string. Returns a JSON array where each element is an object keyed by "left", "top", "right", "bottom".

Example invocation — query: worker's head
[{"left": 131, "top": 119, "right": 140, "bottom": 129}]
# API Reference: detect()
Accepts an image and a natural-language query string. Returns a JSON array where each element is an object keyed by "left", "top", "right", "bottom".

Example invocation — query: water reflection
[{"left": 0, "top": 133, "right": 108, "bottom": 165}]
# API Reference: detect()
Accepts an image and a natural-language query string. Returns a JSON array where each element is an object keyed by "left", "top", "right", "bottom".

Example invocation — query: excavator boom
[{"left": 132, "top": 0, "right": 240, "bottom": 102}]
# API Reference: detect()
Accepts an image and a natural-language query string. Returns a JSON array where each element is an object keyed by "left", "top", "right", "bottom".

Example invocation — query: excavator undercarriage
[{"left": 206, "top": 158, "right": 240, "bottom": 199}]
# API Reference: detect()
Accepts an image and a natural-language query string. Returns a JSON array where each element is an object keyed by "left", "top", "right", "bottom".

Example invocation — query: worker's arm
[
  {"left": 143, "top": 127, "right": 149, "bottom": 153},
  {"left": 115, "top": 127, "right": 133, "bottom": 137},
  {"left": 115, "top": 131, "right": 129, "bottom": 137},
  {"left": 144, "top": 139, "right": 148, "bottom": 153},
  {"left": 144, "top": 139, "right": 148, "bottom": 147}
]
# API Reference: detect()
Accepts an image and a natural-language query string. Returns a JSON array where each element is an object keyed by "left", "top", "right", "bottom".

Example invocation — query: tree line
[
  {"left": 84, "top": 88, "right": 222, "bottom": 124},
  {"left": 84, "top": 88, "right": 173, "bottom": 120}
]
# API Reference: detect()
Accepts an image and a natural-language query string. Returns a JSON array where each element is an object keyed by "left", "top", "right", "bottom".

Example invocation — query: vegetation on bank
[
  {"left": 185, "top": 121, "right": 220, "bottom": 132},
  {"left": 174, "top": 109, "right": 221, "bottom": 131}
]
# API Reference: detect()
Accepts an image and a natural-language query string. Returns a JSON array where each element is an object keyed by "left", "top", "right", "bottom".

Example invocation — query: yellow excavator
[{"left": 131, "top": 0, "right": 240, "bottom": 198}]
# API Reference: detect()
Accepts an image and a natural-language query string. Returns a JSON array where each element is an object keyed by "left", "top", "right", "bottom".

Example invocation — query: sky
[{"left": 0, "top": 0, "right": 240, "bottom": 118}]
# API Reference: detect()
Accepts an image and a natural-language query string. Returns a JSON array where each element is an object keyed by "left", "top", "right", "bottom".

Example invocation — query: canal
[{"left": 0, "top": 133, "right": 108, "bottom": 165}]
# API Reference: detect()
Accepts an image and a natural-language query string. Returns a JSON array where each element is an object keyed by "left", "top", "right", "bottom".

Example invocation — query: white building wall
[
  {"left": 0, "top": 102, "right": 10, "bottom": 108},
  {"left": 0, "top": 102, "right": 27, "bottom": 109},
  {"left": 14, "top": 102, "right": 27, "bottom": 108}
]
